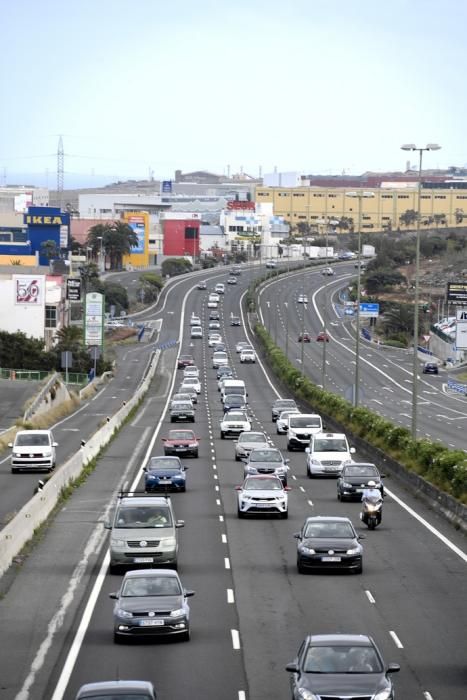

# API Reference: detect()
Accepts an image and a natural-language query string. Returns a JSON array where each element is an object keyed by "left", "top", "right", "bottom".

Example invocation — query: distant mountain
[{"left": 3, "top": 172, "right": 143, "bottom": 189}]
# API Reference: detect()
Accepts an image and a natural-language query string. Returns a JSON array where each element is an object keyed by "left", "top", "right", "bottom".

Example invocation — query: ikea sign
[{"left": 24, "top": 214, "right": 65, "bottom": 225}]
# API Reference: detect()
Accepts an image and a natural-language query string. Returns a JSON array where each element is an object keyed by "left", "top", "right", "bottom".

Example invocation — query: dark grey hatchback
[
  {"left": 294, "top": 516, "right": 363, "bottom": 574},
  {"left": 286, "top": 634, "right": 400, "bottom": 700},
  {"left": 337, "top": 462, "right": 384, "bottom": 501}
]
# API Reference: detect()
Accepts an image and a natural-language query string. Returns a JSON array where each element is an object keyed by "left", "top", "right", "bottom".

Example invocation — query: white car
[
  {"left": 297, "top": 294, "right": 308, "bottom": 304},
  {"left": 240, "top": 349, "right": 256, "bottom": 363},
  {"left": 172, "top": 392, "right": 194, "bottom": 406},
  {"left": 190, "top": 326, "right": 203, "bottom": 339},
  {"left": 207, "top": 300, "right": 218, "bottom": 309},
  {"left": 209, "top": 293, "right": 220, "bottom": 303},
  {"left": 276, "top": 410, "right": 299, "bottom": 435},
  {"left": 212, "top": 351, "right": 229, "bottom": 368},
  {"left": 305, "top": 432, "right": 356, "bottom": 477},
  {"left": 215, "top": 284, "right": 225, "bottom": 294},
  {"left": 218, "top": 374, "right": 234, "bottom": 391},
  {"left": 183, "top": 366, "right": 199, "bottom": 379},
  {"left": 208, "top": 333, "right": 222, "bottom": 347},
  {"left": 236, "top": 475, "right": 289, "bottom": 518},
  {"left": 234, "top": 431, "right": 270, "bottom": 461},
  {"left": 209, "top": 321, "right": 221, "bottom": 330},
  {"left": 220, "top": 411, "right": 251, "bottom": 439},
  {"left": 180, "top": 377, "right": 201, "bottom": 394},
  {"left": 265, "top": 260, "right": 277, "bottom": 269},
  {"left": 321, "top": 267, "right": 334, "bottom": 276},
  {"left": 236, "top": 341, "right": 252, "bottom": 353},
  {"left": 190, "top": 315, "right": 201, "bottom": 326},
  {"left": 9, "top": 429, "right": 58, "bottom": 473}
]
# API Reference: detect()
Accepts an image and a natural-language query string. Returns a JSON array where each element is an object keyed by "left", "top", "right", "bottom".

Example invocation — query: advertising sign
[
  {"left": 126, "top": 214, "right": 146, "bottom": 254},
  {"left": 13, "top": 275, "right": 45, "bottom": 305},
  {"left": 447, "top": 282, "right": 467, "bottom": 304},
  {"left": 66, "top": 278, "right": 81, "bottom": 301},
  {"left": 161, "top": 180, "right": 172, "bottom": 193},
  {"left": 455, "top": 308, "right": 467, "bottom": 349},
  {"left": 84, "top": 292, "right": 104, "bottom": 347},
  {"left": 359, "top": 302, "right": 379, "bottom": 318}
]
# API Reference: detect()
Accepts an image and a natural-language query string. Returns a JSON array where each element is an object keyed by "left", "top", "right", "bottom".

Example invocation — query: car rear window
[
  {"left": 313, "top": 438, "right": 348, "bottom": 452},
  {"left": 290, "top": 417, "right": 321, "bottom": 428}
]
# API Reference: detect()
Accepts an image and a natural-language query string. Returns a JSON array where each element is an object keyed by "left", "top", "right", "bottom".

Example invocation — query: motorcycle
[{"left": 360, "top": 493, "right": 383, "bottom": 530}]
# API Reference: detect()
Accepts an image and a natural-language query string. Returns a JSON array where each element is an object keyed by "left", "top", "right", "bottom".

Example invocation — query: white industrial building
[
  {"left": 0, "top": 186, "right": 49, "bottom": 213},
  {"left": 220, "top": 203, "right": 289, "bottom": 257}
]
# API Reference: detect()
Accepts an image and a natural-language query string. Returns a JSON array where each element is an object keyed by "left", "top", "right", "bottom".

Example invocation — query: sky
[{"left": 1, "top": 0, "right": 465, "bottom": 187}]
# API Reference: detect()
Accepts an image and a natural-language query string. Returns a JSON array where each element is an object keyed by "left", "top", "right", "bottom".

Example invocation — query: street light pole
[
  {"left": 401, "top": 143, "right": 441, "bottom": 438},
  {"left": 345, "top": 191, "right": 375, "bottom": 407},
  {"left": 284, "top": 301, "right": 289, "bottom": 359}
]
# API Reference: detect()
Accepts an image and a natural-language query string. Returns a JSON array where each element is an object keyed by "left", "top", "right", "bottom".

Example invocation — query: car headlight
[
  {"left": 297, "top": 688, "right": 318, "bottom": 700},
  {"left": 299, "top": 545, "right": 315, "bottom": 554},
  {"left": 188, "top": 443, "right": 197, "bottom": 447},
  {"left": 117, "top": 608, "right": 133, "bottom": 618},
  {"left": 170, "top": 608, "right": 185, "bottom": 617},
  {"left": 342, "top": 481, "right": 352, "bottom": 488},
  {"left": 374, "top": 691, "right": 392, "bottom": 700},
  {"left": 310, "top": 459, "right": 322, "bottom": 466},
  {"left": 346, "top": 547, "right": 360, "bottom": 555},
  {"left": 13, "top": 452, "right": 21, "bottom": 457},
  {"left": 42, "top": 450, "right": 52, "bottom": 457},
  {"left": 111, "top": 538, "right": 125, "bottom": 547},
  {"left": 161, "top": 537, "right": 176, "bottom": 547}
]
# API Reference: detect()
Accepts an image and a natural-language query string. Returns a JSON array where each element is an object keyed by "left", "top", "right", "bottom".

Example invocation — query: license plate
[
  {"left": 255, "top": 503, "right": 271, "bottom": 509},
  {"left": 159, "top": 478, "right": 172, "bottom": 483},
  {"left": 175, "top": 447, "right": 185, "bottom": 451},
  {"left": 355, "top": 488, "right": 363, "bottom": 492},
  {"left": 178, "top": 415, "right": 186, "bottom": 419},
  {"left": 322, "top": 556, "right": 341, "bottom": 562},
  {"left": 140, "top": 619, "right": 164, "bottom": 626},
  {"left": 134, "top": 557, "right": 153, "bottom": 563}
]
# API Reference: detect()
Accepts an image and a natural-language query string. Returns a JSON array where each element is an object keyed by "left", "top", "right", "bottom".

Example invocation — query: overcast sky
[{"left": 1, "top": 0, "right": 464, "bottom": 186}]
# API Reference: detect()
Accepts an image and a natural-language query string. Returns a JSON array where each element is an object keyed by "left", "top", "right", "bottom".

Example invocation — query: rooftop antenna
[
  {"left": 57, "top": 135, "right": 64, "bottom": 211},
  {"left": 227, "top": 164, "right": 231, "bottom": 179}
]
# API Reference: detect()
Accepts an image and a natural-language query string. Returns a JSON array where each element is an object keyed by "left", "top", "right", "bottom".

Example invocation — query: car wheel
[
  {"left": 355, "top": 561, "right": 363, "bottom": 574},
  {"left": 170, "top": 417, "right": 174, "bottom": 423},
  {"left": 181, "top": 627, "right": 191, "bottom": 642},
  {"left": 297, "top": 558, "right": 306, "bottom": 574},
  {"left": 237, "top": 507, "right": 245, "bottom": 519},
  {"left": 287, "top": 443, "right": 292, "bottom": 452},
  {"left": 307, "top": 467, "right": 312, "bottom": 478},
  {"left": 220, "top": 432, "right": 225, "bottom": 439},
  {"left": 235, "top": 454, "right": 240, "bottom": 461},
  {"left": 193, "top": 451, "right": 198, "bottom": 458},
  {"left": 191, "top": 417, "right": 195, "bottom": 423},
  {"left": 113, "top": 632, "right": 123, "bottom": 644},
  {"left": 11, "top": 467, "right": 18, "bottom": 474},
  {"left": 109, "top": 563, "right": 120, "bottom": 575},
  {"left": 337, "top": 491, "right": 342, "bottom": 501},
  {"left": 281, "top": 511, "right": 288, "bottom": 519},
  {"left": 180, "top": 486, "right": 186, "bottom": 492}
]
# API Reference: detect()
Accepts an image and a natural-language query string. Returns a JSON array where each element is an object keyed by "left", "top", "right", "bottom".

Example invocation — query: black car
[
  {"left": 272, "top": 398, "right": 298, "bottom": 421},
  {"left": 144, "top": 456, "right": 188, "bottom": 492},
  {"left": 209, "top": 310, "right": 220, "bottom": 320},
  {"left": 286, "top": 634, "right": 400, "bottom": 700},
  {"left": 337, "top": 462, "right": 384, "bottom": 501},
  {"left": 423, "top": 361, "right": 439, "bottom": 374},
  {"left": 223, "top": 394, "right": 248, "bottom": 413},
  {"left": 294, "top": 516, "right": 363, "bottom": 574},
  {"left": 217, "top": 365, "right": 233, "bottom": 380}
]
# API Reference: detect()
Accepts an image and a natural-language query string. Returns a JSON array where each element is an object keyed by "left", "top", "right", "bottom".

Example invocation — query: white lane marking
[
  {"left": 307, "top": 500, "right": 314, "bottom": 507},
  {"left": 215, "top": 485, "right": 219, "bottom": 492},
  {"left": 213, "top": 474, "right": 218, "bottom": 480},
  {"left": 389, "top": 630, "right": 404, "bottom": 649},
  {"left": 423, "top": 692, "right": 434, "bottom": 700},
  {"left": 61, "top": 428, "right": 80, "bottom": 432},
  {"left": 224, "top": 557, "right": 231, "bottom": 569},
  {"left": 385, "top": 486, "right": 467, "bottom": 563},
  {"left": 365, "top": 590, "right": 376, "bottom": 604},
  {"left": 238, "top": 691, "right": 246, "bottom": 700},
  {"left": 219, "top": 515, "right": 224, "bottom": 521},
  {"left": 299, "top": 486, "right": 305, "bottom": 492},
  {"left": 292, "top": 474, "right": 297, "bottom": 480},
  {"left": 231, "top": 629, "right": 241, "bottom": 650},
  {"left": 216, "top": 499, "right": 221, "bottom": 506},
  {"left": 222, "top": 534, "right": 227, "bottom": 544},
  {"left": 213, "top": 464, "right": 217, "bottom": 470},
  {"left": 227, "top": 589, "right": 235, "bottom": 603}
]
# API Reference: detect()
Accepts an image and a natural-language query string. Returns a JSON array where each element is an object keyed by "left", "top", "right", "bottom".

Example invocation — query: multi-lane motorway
[{"left": 0, "top": 263, "right": 466, "bottom": 700}]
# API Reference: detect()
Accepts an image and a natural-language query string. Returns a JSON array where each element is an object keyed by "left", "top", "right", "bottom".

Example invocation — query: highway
[{"left": 0, "top": 264, "right": 465, "bottom": 700}]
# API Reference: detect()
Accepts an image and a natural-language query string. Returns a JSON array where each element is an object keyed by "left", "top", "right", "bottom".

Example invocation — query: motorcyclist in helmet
[{"left": 361, "top": 480, "right": 381, "bottom": 501}]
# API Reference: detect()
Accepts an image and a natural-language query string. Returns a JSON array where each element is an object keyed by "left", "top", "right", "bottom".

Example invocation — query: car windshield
[
  {"left": 122, "top": 575, "right": 181, "bottom": 597},
  {"left": 240, "top": 433, "right": 266, "bottom": 443},
  {"left": 168, "top": 431, "right": 194, "bottom": 440},
  {"left": 313, "top": 439, "right": 348, "bottom": 452},
  {"left": 172, "top": 403, "right": 192, "bottom": 410},
  {"left": 250, "top": 450, "right": 281, "bottom": 462},
  {"left": 344, "top": 466, "right": 378, "bottom": 477},
  {"left": 275, "top": 401, "right": 296, "bottom": 409},
  {"left": 115, "top": 506, "right": 172, "bottom": 528},
  {"left": 225, "top": 412, "right": 247, "bottom": 422},
  {"left": 173, "top": 394, "right": 191, "bottom": 402},
  {"left": 290, "top": 417, "right": 321, "bottom": 428},
  {"left": 304, "top": 645, "right": 381, "bottom": 674},
  {"left": 244, "top": 478, "right": 283, "bottom": 490},
  {"left": 16, "top": 434, "right": 50, "bottom": 446},
  {"left": 304, "top": 521, "right": 355, "bottom": 538}
]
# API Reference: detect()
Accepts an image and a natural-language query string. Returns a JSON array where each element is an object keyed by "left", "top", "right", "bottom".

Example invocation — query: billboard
[
  {"left": 124, "top": 213, "right": 147, "bottom": 254},
  {"left": 84, "top": 292, "right": 104, "bottom": 347},
  {"left": 455, "top": 308, "right": 467, "bottom": 349},
  {"left": 13, "top": 275, "right": 45, "bottom": 306},
  {"left": 66, "top": 278, "right": 82, "bottom": 301},
  {"left": 447, "top": 282, "right": 467, "bottom": 304}
]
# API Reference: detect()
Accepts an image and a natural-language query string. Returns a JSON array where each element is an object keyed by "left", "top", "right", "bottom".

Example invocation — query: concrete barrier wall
[{"left": 0, "top": 350, "right": 160, "bottom": 579}]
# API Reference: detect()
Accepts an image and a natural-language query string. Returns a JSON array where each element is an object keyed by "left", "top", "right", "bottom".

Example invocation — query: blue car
[{"left": 144, "top": 456, "right": 188, "bottom": 492}]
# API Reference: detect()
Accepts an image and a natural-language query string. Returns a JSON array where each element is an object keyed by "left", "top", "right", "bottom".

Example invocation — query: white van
[
  {"left": 9, "top": 429, "right": 58, "bottom": 473},
  {"left": 221, "top": 379, "right": 247, "bottom": 402},
  {"left": 305, "top": 432, "right": 356, "bottom": 477},
  {"left": 286, "top": 414, "right": 323, "bottom": 451}
]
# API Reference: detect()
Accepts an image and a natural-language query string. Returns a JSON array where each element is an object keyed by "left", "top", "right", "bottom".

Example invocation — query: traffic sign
[{"left": 359, "top": 302, "right": 379, "bottom": 318}]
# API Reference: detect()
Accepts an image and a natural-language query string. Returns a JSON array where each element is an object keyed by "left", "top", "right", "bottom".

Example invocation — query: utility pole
[{"left": 57, "top": 135, "right": 64, "bottom": 211}]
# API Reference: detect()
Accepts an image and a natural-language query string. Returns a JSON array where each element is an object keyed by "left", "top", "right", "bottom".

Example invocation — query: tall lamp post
[
  {"left": 345, "top": 191, "right": 375, "bottom": 407},
  {"left": 401, "top": 143, "right": 441, "bottom": 438},
  {"left": 284, "top": 301, "right": 289, "bottom": 359},
  {"left": 97, "top": 236, "right": 104, "bottom": 273}
]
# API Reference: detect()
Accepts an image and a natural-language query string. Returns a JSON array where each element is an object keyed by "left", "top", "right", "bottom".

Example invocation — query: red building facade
[{"left": 162, "top": 215, "right": 201, "bottom": 257}]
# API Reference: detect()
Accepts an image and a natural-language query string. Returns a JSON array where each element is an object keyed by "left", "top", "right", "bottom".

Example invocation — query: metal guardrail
[
  {"left": 0, "top": 368, "right": 49, "bottom": 381},
  {"left": 59, "top": 372, "right": 89, "bottom": 385}
]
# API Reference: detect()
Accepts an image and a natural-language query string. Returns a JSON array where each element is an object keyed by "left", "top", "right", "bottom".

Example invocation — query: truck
[{"left": 362, "top": 244, "right": 375, "bottom": 258}]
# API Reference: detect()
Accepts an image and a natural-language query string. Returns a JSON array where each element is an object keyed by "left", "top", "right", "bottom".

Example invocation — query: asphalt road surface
[{"left": 0, "top": 378, "right": 42, "bottom": 432}]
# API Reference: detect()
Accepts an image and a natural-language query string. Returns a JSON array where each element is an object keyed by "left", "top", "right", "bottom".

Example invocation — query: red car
[
  {"left": 316, "top": 332, "right": 330, "bottom": 342},
  {"left": 298, "top": 332, "right": 311, "bottom": 343},
  {"left": 177, "top": 354, "right": 194, "bottom": 369},
  {"left": 162, "top": 429, "right": 200, "bottom": 457}
]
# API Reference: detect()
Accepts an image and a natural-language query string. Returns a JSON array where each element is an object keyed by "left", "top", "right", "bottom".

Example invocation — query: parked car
[
  {"left": 177, "top": 354, "right": 194, "bottom": 369},
  {"left": 423, "top": 361, "right": 439, "bottom": 374},
  {"left": 144, "top": 456, "right": 188, "bottom": 492},
  {"left": 286, "top": 634, "right": 399, "bottom": 697},
  {"left": 75, "top": 680, "right": 157, "bottom": 700},
  {"left": 316, "top": 331, "right": 330, "bottom": 342},
  {"left": 236, "top": 475, "right": 289, "bottom": 518},
  {"left": 220, "top": 410, "right": 251, "bottom": 438},
  {"left": 294, "top": 516, "right": 363, "bottom": 574},
  {"left": 105, "top": 494, "right": 184, "bottom": 572},
  {"left": 298, "top": 332, "right": 311, "bottom": 342},
  {"left": 337, "top": 462, "right": 384, "bottom": 500},
  {"left": 162, "top": 429, "right": 200, "bottom": 458},
  {"left": 306, "top": 432, "right": 355, "bottom": 477},
  {"left": 240, "top": 348, "right": 256, "bottom": 363},
  {"left": 110, "top": 569, "right": 194, "bottom": 642},
  {"left": 9, "top": 429, "right": 58, "bottom": 473},
  {"left": 234, "top": 430, "right": 270, "bottom": 461},
  {"left": 170, "top": 400, "right": 195, "bottom": 423},
  {"left": 243, "top": 447, "right": 289, "bottom": 485},
  {"left": 272, "top": 398, "right": 298, "bottom": 421}
]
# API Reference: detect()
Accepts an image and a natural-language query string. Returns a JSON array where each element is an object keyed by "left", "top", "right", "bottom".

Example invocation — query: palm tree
[
  {"left": 399, "top": 209, "right": 417, "bottom": 228},
  {"left": 87, "top": 221, "right": 138, "bottom": 270},
  {"left": 40, "top": 239, "right": 60, "bottom": 262},
  {"left": 54, "top": 325, "right": 83, "bottom": 351},
  {"left": 381, "top": 304, "right": 414, "bottom": 337}
]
